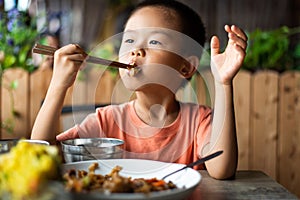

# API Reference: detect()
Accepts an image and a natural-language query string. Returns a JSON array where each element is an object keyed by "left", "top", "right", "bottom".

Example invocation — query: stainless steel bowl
[{"left": 61, "top": 138, "right": 124, "bottom": 163}]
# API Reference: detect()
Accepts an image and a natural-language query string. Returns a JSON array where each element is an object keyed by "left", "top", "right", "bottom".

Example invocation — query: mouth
[
  {"left": 126, "top": 61, "right": 141, "bottom": 77},
  {"left": 126, "top": 66, "right": 141, "bottom": 77}
]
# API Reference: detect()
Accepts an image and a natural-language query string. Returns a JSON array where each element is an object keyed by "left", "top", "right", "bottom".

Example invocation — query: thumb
[{"left": 210, "top": 36, "right": 220, "bottom": 56}]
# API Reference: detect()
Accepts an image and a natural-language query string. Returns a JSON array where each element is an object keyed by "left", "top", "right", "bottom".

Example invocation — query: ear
[{"left": 180, "top": 56, "right": 199, "bottom": 78}]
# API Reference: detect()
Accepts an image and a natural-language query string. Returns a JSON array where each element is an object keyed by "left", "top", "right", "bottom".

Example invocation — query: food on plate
[
  {"left": 0, "top": 140, "right": 61, "bottom": 199},
  {"left": 63, "top": 162, "right": 177, "bottom": 193}
]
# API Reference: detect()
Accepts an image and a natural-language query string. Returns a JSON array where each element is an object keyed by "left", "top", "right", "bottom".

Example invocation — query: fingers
[
  {"left": 55, "top": 44, "right": 88, "bottom": 62},
  {"left": 58, "top": 44, "right": 86, "bottom": 55},
  {"left": 56, "top": 130, "right": 79, "bottom": 141},
  {"left": 210, "top": 35, "right": 220, "bottom": 56},
  {"left": 51, "top": 44, "right": 88, "bottom": 89},
  {"left": 225, "top": 25, "right": 247, "bottom": 41},
  {"left": 53, "top": 44, "right": 88, "bottom": 74},
  {"left": 225, "top": 25, "right": 248, "bottom": 50}
]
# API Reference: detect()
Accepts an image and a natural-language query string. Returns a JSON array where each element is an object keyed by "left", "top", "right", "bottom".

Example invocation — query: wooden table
[{"left": 188, "top": 170, "right": 297, "bottom": 200}]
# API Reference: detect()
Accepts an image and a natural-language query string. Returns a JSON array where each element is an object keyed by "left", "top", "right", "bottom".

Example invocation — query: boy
[{"left": 31, "top": 0, "right": 247, "bottom": 179}]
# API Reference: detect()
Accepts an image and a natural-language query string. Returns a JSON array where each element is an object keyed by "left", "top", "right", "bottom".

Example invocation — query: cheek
[
  {"left": 118, "top": 52, "right": 130, "bottom": 64},
  {"left": 150, "top": 50, "right": 184, "bottom": 69},
  {"left": 118, "top": 43, "right": 135, "bottom": 63},
  {"left": 119, "top": 69, "right": 138, "bottom": 91}
]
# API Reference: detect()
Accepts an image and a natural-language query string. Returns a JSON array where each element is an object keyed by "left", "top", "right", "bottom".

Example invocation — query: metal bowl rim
[
  {"left": 61, "top": 138, "right": 124, "bottom": 154},
  {"left": 61, "top": 138, "right": 124, "bottom": 147}
]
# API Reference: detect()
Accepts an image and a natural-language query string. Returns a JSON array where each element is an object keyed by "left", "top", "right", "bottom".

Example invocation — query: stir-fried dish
[{"left": 63, "top": 162, "right": 177, "bottom": 193}]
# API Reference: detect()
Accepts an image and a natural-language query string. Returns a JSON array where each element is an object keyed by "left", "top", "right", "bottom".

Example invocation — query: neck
[{"left": 134, "top": 88, "right": 180, "bottom": 127}]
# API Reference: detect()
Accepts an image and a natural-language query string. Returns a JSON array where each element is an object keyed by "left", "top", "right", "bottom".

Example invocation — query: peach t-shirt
[{"left": 61, "top": 101, "right": 212, "bottom": 169}]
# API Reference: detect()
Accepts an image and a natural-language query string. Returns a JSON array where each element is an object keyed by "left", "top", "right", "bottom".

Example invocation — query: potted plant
[
  {"left": 0, "top": 8, "right": 39, "bottom": 134},
  {"left": 243, "top": 26, "right": 300, "bottom": 72}
]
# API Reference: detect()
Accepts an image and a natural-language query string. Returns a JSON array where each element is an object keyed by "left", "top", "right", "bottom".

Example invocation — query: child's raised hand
[
  {"left": 51, "top": 44, "right": 87, "bottom": 90},
  {"left": 210, "top": 25, "right": 247, "bottom": 85}
]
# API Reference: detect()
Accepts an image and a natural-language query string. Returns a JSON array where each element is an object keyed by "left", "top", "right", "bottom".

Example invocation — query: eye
[
  {"left": 149, "top": 40, "right": 162, "bottom": 45},
  {"left": 124, "top": 39, "right": 134, "bottom": 44}
]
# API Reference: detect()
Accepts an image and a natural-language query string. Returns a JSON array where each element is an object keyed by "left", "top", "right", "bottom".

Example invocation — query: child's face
[{"left": 118, "top": 7, "right": 189, "bottom": 92}]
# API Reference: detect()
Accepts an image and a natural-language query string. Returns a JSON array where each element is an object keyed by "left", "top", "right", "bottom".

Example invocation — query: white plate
[{"left": 62, "top": 159, "right": 201, "bottom": 200}]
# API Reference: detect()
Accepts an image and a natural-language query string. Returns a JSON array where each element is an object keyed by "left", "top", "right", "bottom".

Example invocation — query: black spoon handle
[
  {"left": 186, "top": 150, "right": 223, "bottom": 168},
  {"left": 162, "top": 150, "right": 223, "bottom": 180}
]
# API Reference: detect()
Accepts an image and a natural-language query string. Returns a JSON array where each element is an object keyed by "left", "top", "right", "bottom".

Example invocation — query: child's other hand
[
  {"left": 51, "top": 44, "right": 87, "bottom": 90},
  {"left": 56, "top": 130, "right": 79, "bottom": 141},
  {"left": 210, "top": 25, "right": 248, "bottom": 85}
]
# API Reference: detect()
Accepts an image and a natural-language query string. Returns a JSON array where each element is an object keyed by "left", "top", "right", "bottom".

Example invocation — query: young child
[{"left": 31, "top": 0, "right": 247, "bottom": 180}]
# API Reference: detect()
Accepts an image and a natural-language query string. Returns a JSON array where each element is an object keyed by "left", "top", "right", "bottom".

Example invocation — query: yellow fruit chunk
[{"left": 0, "top": 141, "right": 61, "bottom": 199}]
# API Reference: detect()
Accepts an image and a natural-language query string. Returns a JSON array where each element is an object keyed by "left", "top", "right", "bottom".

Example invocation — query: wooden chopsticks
[{"left": 32, "top": 43, "right": 134, "bottom": 69}]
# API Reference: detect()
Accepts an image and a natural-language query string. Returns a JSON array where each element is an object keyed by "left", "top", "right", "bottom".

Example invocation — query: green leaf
[
  {"left": 18, "top": 48, "right": 28, "bottom": 65},
  {"left": 10, "top": 80, "right": 18, "bottom": 90},
  {"left": 242, "top": 26, "right": 300, "bottom": 71},
  {"left": 1, "top": 118, "right": 14, "bottom": 134},
  {"left": 293, "top": 44, "right": 300, "bottom": 58},
  {"left": 3, "top": 55, "right": 17, "bottom": 69}
]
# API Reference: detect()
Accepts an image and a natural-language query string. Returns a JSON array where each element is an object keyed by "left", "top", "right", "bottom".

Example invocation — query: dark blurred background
[{"left": 5, "top": 0, "right": 296, "bottom": 50}]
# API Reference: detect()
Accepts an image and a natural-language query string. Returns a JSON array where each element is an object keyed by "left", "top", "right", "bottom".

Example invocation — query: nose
[{"left": 130, "top": 48, "right": 145, "bottom": 57}]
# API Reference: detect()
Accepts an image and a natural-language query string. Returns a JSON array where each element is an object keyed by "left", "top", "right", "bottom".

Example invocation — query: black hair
[{"left": 129, "top": 0, "right": 206, "bottom": 47}]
